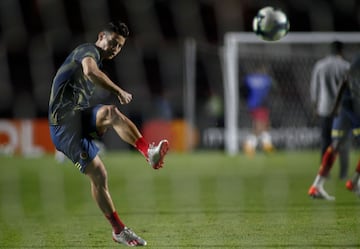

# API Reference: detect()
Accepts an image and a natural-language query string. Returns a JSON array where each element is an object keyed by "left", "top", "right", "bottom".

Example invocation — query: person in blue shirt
[
  {"left": 49, "top": 21, "right": 169, "bottom": 246},
  {"left": 242, "top": 64, "right": 274, "bottom": 156}
]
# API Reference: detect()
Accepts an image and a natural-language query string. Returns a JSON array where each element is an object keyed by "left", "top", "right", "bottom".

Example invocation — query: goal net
[
  {"left": 223, "top": 32, "right": 360, "bottom": 155},
  {"left": 184, "top": 32, "right": 360, "bottom": 154}
]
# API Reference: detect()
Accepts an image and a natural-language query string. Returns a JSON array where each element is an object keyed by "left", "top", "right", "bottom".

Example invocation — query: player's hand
[{"left": 117, "top": 90, "right": 132, "bottom": 104}]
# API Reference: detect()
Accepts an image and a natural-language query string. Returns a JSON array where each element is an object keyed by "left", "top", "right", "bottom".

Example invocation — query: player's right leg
[
  {"left": 95, "top": 105, "right": 169, "bottom": 169},
  {"left": 147, "top": 139, "right": 170, "bottom": 169}
]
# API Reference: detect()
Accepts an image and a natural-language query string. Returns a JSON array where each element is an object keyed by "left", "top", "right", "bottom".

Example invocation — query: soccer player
[
  {"left": 308, "top": 53, "right": 360, "bottom": 201},
  {"left": 310, "top": 41, "right": 351, "bottom": 180},
  {"left": 48, "top": 21, "right": 169, "bottom": 246}
]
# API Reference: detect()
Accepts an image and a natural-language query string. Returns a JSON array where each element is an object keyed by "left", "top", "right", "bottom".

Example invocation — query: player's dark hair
[
  {"left": 331, "top": 40, "right": 343, "bottom": 55},
  {"left": 102, "top": 21, "right": 129, "bottom": 38}
]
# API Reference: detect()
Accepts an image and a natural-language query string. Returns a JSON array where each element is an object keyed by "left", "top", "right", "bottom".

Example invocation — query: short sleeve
[{"left": 73, "top": 44, "right": 100, "bottom": 65}]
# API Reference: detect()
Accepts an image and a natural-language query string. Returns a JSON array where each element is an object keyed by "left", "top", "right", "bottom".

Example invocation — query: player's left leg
[
  {"left": 319, "top": 116, "right": 333, "bottom": 159},
  {"left": 345, "top": 161, "right": 360, "bottom": 195},
  {"left": 84, "top": 156, "right": 147, "bottom": 246},
  {"left": 95, "top": 105, "right": 169, "bottom": 169},
  {"left": 308, "top": 143, "right": 338, "bottom": 201},
  {"left": 338, "top": 132, "right": 351, "bottom": 179},
  {"left": 243, "top": 134, "right": 257, "bottom": 157}
]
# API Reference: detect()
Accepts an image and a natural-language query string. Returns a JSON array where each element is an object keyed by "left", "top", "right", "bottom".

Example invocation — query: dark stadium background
[{"left": 0, "top": 0, "right": 359, "bottom": 151}]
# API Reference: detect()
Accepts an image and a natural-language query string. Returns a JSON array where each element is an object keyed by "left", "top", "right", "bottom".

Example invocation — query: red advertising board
[{"left": 0, "top": 119, "right": 55, "bottom": 156}]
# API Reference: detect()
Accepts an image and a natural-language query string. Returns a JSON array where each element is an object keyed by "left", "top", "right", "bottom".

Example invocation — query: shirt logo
[{"left": 80, "top": 152, "right": 88, "bottom": 160}]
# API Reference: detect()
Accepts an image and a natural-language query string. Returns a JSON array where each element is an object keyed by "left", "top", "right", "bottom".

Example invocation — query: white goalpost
[{"left": 223, "top": 32, "right": 360, "bottom": 155}]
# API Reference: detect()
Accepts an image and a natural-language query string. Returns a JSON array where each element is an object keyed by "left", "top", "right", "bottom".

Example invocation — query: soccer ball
[{"left": 253, "top": 6, "right": 290, "bottom": 41}]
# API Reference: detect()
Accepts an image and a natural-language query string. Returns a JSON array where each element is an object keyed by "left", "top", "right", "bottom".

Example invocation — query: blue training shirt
[
  {"left": 244, "top": 73, "right": 272, "bottom": 110},
  {"left": 48, "top": 43, "right": 101, "bottom": 125}
]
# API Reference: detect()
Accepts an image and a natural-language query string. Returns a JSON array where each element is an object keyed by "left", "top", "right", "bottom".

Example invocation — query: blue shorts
[
  {"left": 49, "top": 105, "right": 103, "bottom": 173},
  {"left": 332, "top": 107, "right": 360, "bottom": 142}
]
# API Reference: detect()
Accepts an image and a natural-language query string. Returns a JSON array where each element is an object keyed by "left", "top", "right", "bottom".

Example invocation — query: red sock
[
  {"left": 105, "top": 211, "right": 125, "bottom": 234},
  {"left": 135, "top": 137, "right": 149, "bottom": 158},
  {"left": 319, "top": 146, "right": 338, "bottom": 176}
]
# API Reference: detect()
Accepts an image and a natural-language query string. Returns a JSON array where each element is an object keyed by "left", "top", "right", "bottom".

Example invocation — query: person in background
[
  {"left": 308, "top": 53, "right": 360, "bottom": 201},
  {"left": 310, "top": 41, "right": 351, "bottom": 180},
  {"left": 242, "top": 64, "right": 274, "bottom": 156},
  {"left": 48, "top": 21, "right": 169, "bottom": 246}
]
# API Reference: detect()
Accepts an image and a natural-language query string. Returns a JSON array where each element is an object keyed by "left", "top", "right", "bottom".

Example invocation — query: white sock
[
  {"left": 260, "top": 131, "right": 272, "bottom": 146},
  {"left": 245, "top": 134, "right": 258, "bottom": 148},
  {"left": 313, "top": 174, "right": 326, "bottom": 188}
]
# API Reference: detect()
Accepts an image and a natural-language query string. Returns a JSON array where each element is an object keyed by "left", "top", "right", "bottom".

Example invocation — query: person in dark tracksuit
[{"left": 310, "top": 41, "right": 351, "bottom": 180}]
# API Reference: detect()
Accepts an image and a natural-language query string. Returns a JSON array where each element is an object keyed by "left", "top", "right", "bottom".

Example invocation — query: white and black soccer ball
[{"left": 253, "top": 6, "right": 290, "bottom": 41}]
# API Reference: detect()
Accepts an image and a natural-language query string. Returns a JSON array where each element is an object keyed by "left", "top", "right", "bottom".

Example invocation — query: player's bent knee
[
  {"left": 96, "top": 106, "right": 109, "bottom": 121},
  {"left": 108, "top": 105, "right": 127, "bottom": 123},
  {"left": 97, "top": 105, "right": 127, "bottom": 129},
  {"left": 97, "top": 105, "right": 116, "bottom": 124}
]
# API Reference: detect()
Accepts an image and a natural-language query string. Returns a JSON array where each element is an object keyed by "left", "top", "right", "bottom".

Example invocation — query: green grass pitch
[{"left": 1, "top": 150, "right": 360, "bottom": 248}]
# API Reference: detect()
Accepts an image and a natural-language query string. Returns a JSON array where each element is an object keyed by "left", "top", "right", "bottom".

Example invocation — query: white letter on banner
[
  {"left": 0, "top": 120, "right": 18, "bottom": 155},
  {"left": 21, "top": 120, "right": 44, "bottom": 157}
]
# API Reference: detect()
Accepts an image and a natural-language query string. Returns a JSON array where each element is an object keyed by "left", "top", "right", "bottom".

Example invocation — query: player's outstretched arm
[{"left": 82, "top": 57, "right": 132, "bottom": 104}]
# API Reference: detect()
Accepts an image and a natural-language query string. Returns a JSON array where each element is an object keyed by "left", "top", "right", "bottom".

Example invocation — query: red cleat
[{"left": 308, "top": 185, "right": 335, "bottom": 201}]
